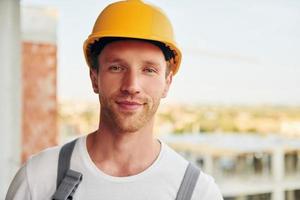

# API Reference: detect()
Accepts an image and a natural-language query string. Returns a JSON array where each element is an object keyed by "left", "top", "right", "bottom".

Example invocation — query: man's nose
[{"left": 120, "top": 70, "right": 141, "bottom": 95}]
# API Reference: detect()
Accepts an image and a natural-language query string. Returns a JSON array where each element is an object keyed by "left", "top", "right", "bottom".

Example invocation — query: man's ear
[
  {"left": 89, "top": 69, "right": 99, "bottom": 94},
  {"left": 162, "top": 71, "right": 173, "bottom": 98}
]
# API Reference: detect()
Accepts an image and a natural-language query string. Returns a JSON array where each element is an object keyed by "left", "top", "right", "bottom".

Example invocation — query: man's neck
[{"left": 86, "top": 124, "right": 161, "bottom": 177}]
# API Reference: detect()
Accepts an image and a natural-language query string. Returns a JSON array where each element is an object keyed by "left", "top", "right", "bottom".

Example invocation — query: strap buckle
[{"left": 52, "top": 169, "right": 83, "bottom": 200}]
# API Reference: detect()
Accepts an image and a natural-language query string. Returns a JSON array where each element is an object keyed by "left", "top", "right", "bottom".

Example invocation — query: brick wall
[{"left": 22, "top": 42, "right": 58, "bottom": 162}]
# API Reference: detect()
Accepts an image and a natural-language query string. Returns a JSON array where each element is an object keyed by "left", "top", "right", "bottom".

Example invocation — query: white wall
[{"left": 0, "top": 0, "right": 21, "bottom": 197}]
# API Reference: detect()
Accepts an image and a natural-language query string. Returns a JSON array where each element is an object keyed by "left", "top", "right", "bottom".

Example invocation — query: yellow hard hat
[{"left": 83, "top": 0, "right": 182, "bottom": 75}]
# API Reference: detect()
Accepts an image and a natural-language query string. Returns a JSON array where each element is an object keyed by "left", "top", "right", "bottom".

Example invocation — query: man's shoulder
[
  {"left": 27, "top": 144, "right": 60, "bottom": 169},
  {"left": 161, "top": 142, "right": 223, "bottom": 199},
  {"left": 19, "top": 138, "right": 84, "bottom": 198},
  {"left": 26, "top": 137, "right": 83, "bottom": 170},
  {"left": 6, "top": 144, "right": 63, "bottom": 199},
  {"left": 25, "top": 145, "right": 61, "bottom": 185},
  {"left": 192, "top": 171, "right": 223, "bottom": 200}
]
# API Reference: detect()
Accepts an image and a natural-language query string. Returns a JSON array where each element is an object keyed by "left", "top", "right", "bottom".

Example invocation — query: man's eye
[
  {"left": 109, "top": 65, "right": 123, "bottom": 72},
  {"left": 144, "top": 67, "right": 157, "bottom": 74}
]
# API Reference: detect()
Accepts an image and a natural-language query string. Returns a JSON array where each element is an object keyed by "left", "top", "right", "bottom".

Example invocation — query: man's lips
[{"left": 115, "top": 100, "right": 145, "bottom": 110}]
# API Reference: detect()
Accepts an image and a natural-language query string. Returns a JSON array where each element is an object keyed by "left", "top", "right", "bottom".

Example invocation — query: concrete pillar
[
  {"left": 0, "top": 0, "right": 21, "bottom": 197},
  {"left": 286, "top": 190, "right": 295, "bottom": 200},
  {"left": 272, "top": 148, "right": 284, "bottom": 200},
  {"left": 236, "top": 196, "right": 247, "bottom": 200},
  {"left": 297, "top": 152, "right": 300, "bottom": 172},
  {"left": 262, "top": 154, "right": 271, "bottom": 177},
  {"left": 203, "top": 155, "right": 214, "bottom": 175}
]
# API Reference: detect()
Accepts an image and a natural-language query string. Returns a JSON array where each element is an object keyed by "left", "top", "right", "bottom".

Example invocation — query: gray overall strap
[
  {"left": 52, "top": 139, "right": 83, "bottom": 200},
  {"left": 175, "top": 162, "right": 200, "bottom": 200}
]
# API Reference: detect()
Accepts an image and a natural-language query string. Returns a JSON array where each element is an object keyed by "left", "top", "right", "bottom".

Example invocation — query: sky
[{"left": 21, "top": 0, "right": 300, "bottom": 105}]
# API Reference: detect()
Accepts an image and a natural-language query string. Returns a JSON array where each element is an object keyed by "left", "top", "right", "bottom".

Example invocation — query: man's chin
[
  {"left": 116, "top": 126, "right": 141, "bottom": 133},
  {"left": 114, "top": 115, "right": 146, "bottom": 133}
]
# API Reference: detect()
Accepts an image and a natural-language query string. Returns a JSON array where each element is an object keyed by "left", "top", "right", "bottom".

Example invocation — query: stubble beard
[{"left": 99, "top": 93, "right": 160, "bottom": 133}]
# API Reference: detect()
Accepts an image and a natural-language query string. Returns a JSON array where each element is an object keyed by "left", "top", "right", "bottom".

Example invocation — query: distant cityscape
[{"left": 58, "top": 100, "right": 300, "bottom": 139}]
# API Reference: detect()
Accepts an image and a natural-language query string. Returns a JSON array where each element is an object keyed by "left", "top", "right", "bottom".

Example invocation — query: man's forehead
[
  {"left": 100, "top": 40, "right": 166, "bottom": 63},
  {"left": 102, "top": 39, "right": 164, "bottom": 52},
  {"left": 102, "top": 56, "right": 163, "bottom": 66}
]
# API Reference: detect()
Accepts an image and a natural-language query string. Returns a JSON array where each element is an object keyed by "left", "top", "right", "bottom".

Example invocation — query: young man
[{"left": 6, "top": 0, "right": 223, "bottom": 199}]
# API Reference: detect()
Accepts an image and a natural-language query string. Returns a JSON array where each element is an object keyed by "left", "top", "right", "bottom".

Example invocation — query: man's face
[{"left": 90, "top": 40, "right": 172, "bottom": 133}]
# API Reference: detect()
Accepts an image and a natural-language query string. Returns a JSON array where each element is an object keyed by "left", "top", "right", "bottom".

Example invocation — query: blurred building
[
  {"left": 161, "top": 133, "right": 300, "bottom": 200},
  {"left": 0, "top": 2, "right": 58, "bottom": 196},
  {"left": 21, "top": 6, "right": 58, "bottom": 162}
]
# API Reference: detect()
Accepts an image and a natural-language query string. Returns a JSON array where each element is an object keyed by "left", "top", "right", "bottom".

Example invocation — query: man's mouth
[{"left": 115, "top": 100, "right": 145, "bottom": 111}]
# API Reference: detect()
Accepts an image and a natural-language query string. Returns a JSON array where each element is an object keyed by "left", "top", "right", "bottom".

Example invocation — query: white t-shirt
[{"left": 6, "top": 135, "right": 223, "bottom": 200}]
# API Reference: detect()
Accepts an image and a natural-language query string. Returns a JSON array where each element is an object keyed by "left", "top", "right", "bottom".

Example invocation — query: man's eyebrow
[
  {"left": 103, "top": 57, "right": 125, "bottom": 63},
  {"left": 142, "top": 60, "right": 161, "bottom": 67},
  {"left": 104, "top": 56, "right": 122, "bottom": 62},
  {"left": 104, "top": 57, "right": 162, "bottom": 67}
]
